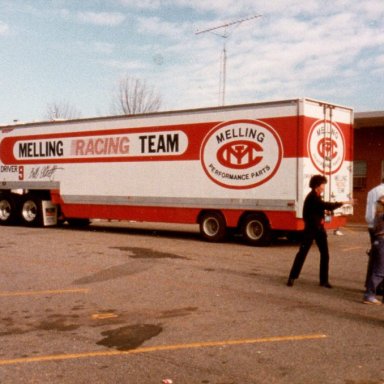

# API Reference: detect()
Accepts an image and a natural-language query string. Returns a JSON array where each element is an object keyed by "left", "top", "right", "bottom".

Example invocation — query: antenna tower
[{"left": 196, "top": 14, "right": 262, "bottom": 106}]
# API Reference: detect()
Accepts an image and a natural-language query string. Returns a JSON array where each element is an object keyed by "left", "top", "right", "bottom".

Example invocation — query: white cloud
[
  {"left": 102, "top": 59, "right": 147, "bottom": 72},
  {"left": 355, "top": 0, "right": 384, "bottom": 19},
  {"left": 1, "top": 0, "right": 383, "bottom": 123},
  {"left": 92, "top": 42, "right": 115, "bottom": 54},
  {"left": 0, "top": 21, "right": 10, "bottom": 36},
  {"left": 76, "top": 11, "right": 126, "bottom": 26},
  {"left": 75, "top": 41, "right": 115, "bottom": 54},
  {"left": 137, "top": 16, "right": 193, "bottom": 39},
  {"left": 375, "top": 54, "right": 384, "bottom": 66},
  {"left": 118, "top": 0, "right": 162, "bottom": 10},
  {"left": 161, "top": 0, "right": 383, "bottom": 108}
]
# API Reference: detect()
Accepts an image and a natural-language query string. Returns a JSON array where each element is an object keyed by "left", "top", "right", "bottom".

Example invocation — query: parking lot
[{"left": 0, "top": 221, "right": 383, "bottom": 384}]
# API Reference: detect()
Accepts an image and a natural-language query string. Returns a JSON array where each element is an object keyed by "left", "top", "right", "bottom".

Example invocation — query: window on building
[{"left": 353, "top": 160, "right": 367, "bottom": 189}]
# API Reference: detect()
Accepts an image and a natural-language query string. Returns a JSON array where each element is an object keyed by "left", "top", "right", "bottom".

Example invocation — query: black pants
[
  {"left": 366, "top": 229, "right": 384, "bottom": 294},
  {"left": 365, "top": 238, "right": 384, "bottom": 296},
  {"left": 365, "top": 228, "right": 376, "bottom": 285},
  {"left": 289, "top": 226, "right": 330, "bottom": 284}
]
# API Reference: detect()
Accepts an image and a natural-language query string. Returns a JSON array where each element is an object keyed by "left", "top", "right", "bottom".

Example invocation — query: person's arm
[
  {"left": 365, "top": 191, "right": 374, "bottom": 226},
  {"left": 323, "top": 201, "right": 343, "bottom": 212}
]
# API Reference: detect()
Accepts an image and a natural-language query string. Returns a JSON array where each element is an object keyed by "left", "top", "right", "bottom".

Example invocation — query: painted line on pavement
[
  {"left": 0, "top": 288, "right": 89, "bottom": 297},
  {"left": 91, "top": 312, "right": 119, "bottom": 320},
  {"left": 342, "top": 246, "right": 364, "bottom": 252},
  {"left": 0, "top": 333, "right": 327, "bottom": 366}
]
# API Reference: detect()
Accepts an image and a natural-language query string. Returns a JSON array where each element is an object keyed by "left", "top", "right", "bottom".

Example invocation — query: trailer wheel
[
  {"left": 20, "top": 195, "right": 43, "bottom": 227},
  {"left": 199, "top": 212, "right": 227, "bottom": 242},
  {"left": 0, "top": 193, "right": 19, "bottom": 225},
  {"left": 241, "top": 214, "right": 272, "bottom": 246}
]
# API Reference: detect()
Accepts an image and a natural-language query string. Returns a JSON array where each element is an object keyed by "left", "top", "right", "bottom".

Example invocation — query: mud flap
[{"left": 42, "top": 201, "right": 57, "bottom": 226}]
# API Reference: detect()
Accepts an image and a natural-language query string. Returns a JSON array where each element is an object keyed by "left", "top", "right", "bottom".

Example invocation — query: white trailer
[{"left": 0, "top": 98, "right": 353, "bottom": 245}]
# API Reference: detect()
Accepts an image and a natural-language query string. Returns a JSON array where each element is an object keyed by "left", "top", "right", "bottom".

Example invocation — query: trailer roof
[{"left": 1, "top": 97, "right": 353, "bottom": 129}]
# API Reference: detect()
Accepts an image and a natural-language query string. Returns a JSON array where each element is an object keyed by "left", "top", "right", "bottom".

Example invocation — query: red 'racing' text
[{"left": 71, "top": 136, "right": 129, "bottom": 156}]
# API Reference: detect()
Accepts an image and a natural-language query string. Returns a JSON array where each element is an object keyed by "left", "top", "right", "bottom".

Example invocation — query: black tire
[
  {"left": 241, "top": 214, "right": 272, "bottom": 246},
  {"left": 199, "top": 212, "right": 227, "bottom": 242},
  {"left": 0, "top": 193, "right": 19, "bottom": 225},
  {"left": 20, "top": 195, "right": 43, "bottom": 227}
]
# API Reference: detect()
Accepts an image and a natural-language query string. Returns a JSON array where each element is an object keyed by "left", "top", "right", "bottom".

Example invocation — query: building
[{"left": 351, "top": 111, "right": 384, "bottom": 223}]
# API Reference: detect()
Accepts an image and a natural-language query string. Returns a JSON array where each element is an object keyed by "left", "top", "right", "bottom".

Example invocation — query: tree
[
  {"left": 46, "top": 101, "right": 81, "bottom": 120},
  {"left": 112, "top": 77, "right": 162, "bottom": 115}
]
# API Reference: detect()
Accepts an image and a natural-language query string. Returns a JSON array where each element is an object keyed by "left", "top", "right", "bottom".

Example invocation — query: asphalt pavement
[{"left": 0, "top": 221, "right": 383, "bottom": 384}]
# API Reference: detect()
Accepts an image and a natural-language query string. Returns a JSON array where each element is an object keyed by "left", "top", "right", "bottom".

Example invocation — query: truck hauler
[{"left": 0, "top": 98, "right": 353, "bottom": 246}]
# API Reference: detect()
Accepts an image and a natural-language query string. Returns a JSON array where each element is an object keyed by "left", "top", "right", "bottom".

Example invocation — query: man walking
[
  {"left": 287, "top": 175, "right": 351, "bottom": 288},
  {"left": 363, "top": 195, "right": 384, "bottom": 304},
  {"left": 365, "top": 178, "right": 384, "bottom": 290}
]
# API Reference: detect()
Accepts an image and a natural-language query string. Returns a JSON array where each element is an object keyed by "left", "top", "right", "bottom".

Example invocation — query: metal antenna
[{"left": 196, "top": 14, "right": 262, "bottom": 106}]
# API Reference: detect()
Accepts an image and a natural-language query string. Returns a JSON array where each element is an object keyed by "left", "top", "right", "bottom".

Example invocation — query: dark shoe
[
  {"left": 287, "top": 278, "right": 294, "bottom": 287},
  {"left": 320, "top": 282, "right": 333, "bottom": 288}
]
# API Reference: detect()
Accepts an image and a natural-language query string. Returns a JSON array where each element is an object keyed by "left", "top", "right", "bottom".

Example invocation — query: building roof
[{"left": 354, "top": 111, "right": 384, "bottom": 129}]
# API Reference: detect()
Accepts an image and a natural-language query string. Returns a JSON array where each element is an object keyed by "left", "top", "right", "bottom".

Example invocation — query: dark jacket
[{"left": 303, "top": 190, "right": 343, "bottom": 230}]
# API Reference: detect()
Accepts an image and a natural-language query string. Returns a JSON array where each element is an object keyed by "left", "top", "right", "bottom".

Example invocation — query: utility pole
[{"left": 196, "top": 14, "right": 262, "bottom": 106}]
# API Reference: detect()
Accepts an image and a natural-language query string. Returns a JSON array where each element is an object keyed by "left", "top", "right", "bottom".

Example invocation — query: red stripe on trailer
[{"left": 1, "top": 116, "right": 354, "bottom": 165}]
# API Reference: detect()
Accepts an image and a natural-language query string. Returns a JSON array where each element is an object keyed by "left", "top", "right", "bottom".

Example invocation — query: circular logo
[
  {"left": 201, "top": 120, "right": 283, "bottom": 189},
  {"left": 308, "top": 120, "right": 345, "bottom": 175}
]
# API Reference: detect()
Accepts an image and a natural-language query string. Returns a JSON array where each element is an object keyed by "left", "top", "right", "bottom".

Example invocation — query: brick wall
[{"left": 351, "top": 125, "right": 384, "bottom": 223}]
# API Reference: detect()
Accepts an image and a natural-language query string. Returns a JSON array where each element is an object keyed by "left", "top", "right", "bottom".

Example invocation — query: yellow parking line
[
  {"left": 0, "top": 333, "right": 327, "bottom": 366},
  {"left": 342, "top": 246, "right": 364, "bottom": 252},
  {"left": 91, "top": 313, "right": 119, "bottom": 320},
  {"left": 0, "top": 288, "right": 89, "bottom": 297}
]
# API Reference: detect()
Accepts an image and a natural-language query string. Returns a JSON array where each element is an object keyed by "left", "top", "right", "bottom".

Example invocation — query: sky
[{"left": 0, "top": 0, "right": 383, "bottom": 124}]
